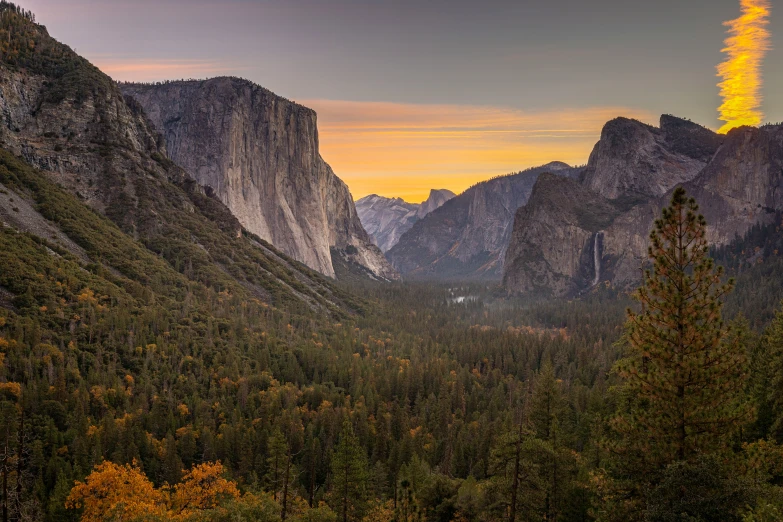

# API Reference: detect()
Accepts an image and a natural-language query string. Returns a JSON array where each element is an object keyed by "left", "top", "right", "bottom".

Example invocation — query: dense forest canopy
[{"left": 3, "top": 147, "right": 783, "bottom": 521}]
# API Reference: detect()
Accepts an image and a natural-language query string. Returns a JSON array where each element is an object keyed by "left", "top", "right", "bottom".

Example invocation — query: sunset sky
[{"left": 20, "top": 0, "right": 781, "bottom": 202}]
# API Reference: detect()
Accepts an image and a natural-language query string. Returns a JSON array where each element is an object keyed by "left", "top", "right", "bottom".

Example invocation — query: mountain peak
[
  {"left": 659, "top": 113, "right": 709, "bottom": 132},
  {"left": 540, "top": 161, "right": 573, "bottom": 172},
  {"left": 356, "top": 189, "right": 456, "bottom": 252},
  {"left": 417, "top": 189, "right": 457, "bottom": 219},
  {"left": 581, "top": 115, "right": 722, "bottom": 200},
  {"left": 427, "top": 188, "right": 457, "bottom": 198}
]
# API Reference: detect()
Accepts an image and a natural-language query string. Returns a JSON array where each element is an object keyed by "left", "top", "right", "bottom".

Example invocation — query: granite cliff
[
  {"left": 417, "top": 188, "right": 456, "bottom": 219},
  {"left": 503, "top": 116, "right": 783, "bottom": 297},
  {"left": 581, "top": 115, "right": 723, "bottom": 201},
  {"left": 502, "top": 174, "right": 621, "bottom": 296},
  {"left": 356, "top": 188, "right": 455, "bottom": 252},
  {"left": 121, "top": 78, "right": 397, "bottom": 280},
  {"left": 387, "top": 162, "right": 581, "bottom": 280},
  {"left": 0, "top": 8, "right": 365, "bottom": 311}
]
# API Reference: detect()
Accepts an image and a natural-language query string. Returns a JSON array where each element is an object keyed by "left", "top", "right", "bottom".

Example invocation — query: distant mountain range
[
  {"left": 386, "top": 162, "right": 582, "bottom": 280},
  {"left": 376, "top": 114, "right": 782, "bottom": 294},
  {"left": 1, "top": 0, "right": 780, "bottom": 300},
  {"left": 356, "top": 189, "right": 455, "bottom": 252},
  {"left": 503, "top": 115, "right": 783, "bottom": 296}
]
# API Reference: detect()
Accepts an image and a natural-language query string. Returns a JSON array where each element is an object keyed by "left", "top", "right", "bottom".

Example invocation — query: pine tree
[
  {"left": 605, "top": 187, "right": 753, "bottom": 517},
  {"left": 303, "top": 433, "right": 322, "bottom": 508},
  {"left": 529, "top": 361, "right": 577, "bottom": 522},
  {"left": 488, "top": 419, "right": 545, "bottom": 522},
  {"left": 265, "top": 428, "right": 289, "bottom": 503},
  {"left": 767, "top": 303, "right": 783, "bottom": 440},
  {"left": 161, "top": 433, "right": 183, "bottom": 486},
  {"left": 329, "top": 421, "right": 368, "bottom": 522}
]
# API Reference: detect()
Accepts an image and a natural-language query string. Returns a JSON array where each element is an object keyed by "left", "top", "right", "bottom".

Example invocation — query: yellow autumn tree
[
  {"left": 361, "top": 500, "right": 394, "bottom": 522},
  {"left": 169, "top": 461, "right": 240, "bottom": 519},
  {"left": 0, "top": 335, "right": 22, "bottom": 400},
  {"left": 67, "top": 460, "right": 241, "bottom": 521},
  {"left": 65, "top": 461, "right": 167, "bottom": 522}
]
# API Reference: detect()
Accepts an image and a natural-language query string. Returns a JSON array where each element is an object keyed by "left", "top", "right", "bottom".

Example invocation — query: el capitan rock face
[
  {"left": 0, "top": 12, "right": 361, "bottom": 311},
  {"left": 356, "top": 188, "right": 455, "bottom": 252},
  {"left": 386, "top": 162, "right": 581, "bottom": 280},
  {"left": 503, "top": 116, "right": 783, "bottom": 297},
  {"left": 121, "top": 78, "right": 398, "bottom": 280}
]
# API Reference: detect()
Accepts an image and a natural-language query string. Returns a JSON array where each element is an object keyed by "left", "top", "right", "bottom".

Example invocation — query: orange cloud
[
  {"left": 304, "top": 100, "right": 655, "bottom": 202},
  {"left": 91, "top": 57, "right": 241, "bottom": 82}
]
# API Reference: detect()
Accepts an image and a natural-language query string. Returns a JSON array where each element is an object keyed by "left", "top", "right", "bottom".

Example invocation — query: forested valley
[{"left": 3, "top": 141, "right": 783, "bottom": 521}]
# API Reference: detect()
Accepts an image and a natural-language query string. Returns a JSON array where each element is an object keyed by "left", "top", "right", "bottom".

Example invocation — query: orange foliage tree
[
  {"left": 66, "top": 460, "right": 240, "bottom": 521},
  {"left": 65, "top": 461, "right": 167, "bottom": 522},
  {"left": 170, "top": 462, "right": 240, "bottom": 519}
]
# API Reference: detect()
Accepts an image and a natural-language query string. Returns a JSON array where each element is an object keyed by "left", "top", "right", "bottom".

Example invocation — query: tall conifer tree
[
  {"left": 329, "top": 421, "right": 368, "bottom": 522},
  {"left": 265, "top": 428, "right": 289, "bottom": 502},
  {"left": 529, "top": 361, "right": 577, "bottom": 522},
  {"left": 605, "top": 188, "right": 753, "bottom": 516},
  {"left": 766, "top": 305, "right": 783, "bottom": 439}
]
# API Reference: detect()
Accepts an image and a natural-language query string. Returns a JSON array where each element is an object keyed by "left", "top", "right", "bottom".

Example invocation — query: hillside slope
[
  {"left": 387, "top": 162, "right": 581, "bottom": 280},
  {"left": 0, "top": 6, "right": 366, "bottom": 310}
]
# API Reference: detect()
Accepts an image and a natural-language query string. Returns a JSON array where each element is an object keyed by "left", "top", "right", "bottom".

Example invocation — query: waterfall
[{"left": 592, "top": 231, "right": 603, "bottom": 286}]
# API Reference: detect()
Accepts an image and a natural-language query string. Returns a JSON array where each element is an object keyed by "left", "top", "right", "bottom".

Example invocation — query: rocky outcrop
[
  {"left": 685, "top": 124, "right": 783, "bottom": 244},
  {"left": 387, "top": 162, "right": 581, "bottom": 280},
  {"left": 581, "top": 115, "right": 722, "bottom": 201},
  {"left": 503, "top": 116, "right": 783, "bottom": 297},
  {"left": 597, "top": 124, "right": 783, "bottom": 289},
  {"left": 0, "top": 46, "right": 175, "bottom": 234},
  {"left": 121, "top": 78, "right": 397, "bottom": 280},
  {"left": 502, "top": 174, "right": 621, "bottom": 296},
  {"left": 356, "top": 189, "right": 455, "bottom": 252}
]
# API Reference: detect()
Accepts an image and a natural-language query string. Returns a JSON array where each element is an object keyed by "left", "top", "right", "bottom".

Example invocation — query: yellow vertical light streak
[{"left": 717, "top": 0, "right": 772, "bottom": 133}]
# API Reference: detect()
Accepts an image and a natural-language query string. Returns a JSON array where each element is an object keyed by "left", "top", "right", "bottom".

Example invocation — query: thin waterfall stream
[{"left": 593, "top": 231, "right": 604, "bottom": 286}]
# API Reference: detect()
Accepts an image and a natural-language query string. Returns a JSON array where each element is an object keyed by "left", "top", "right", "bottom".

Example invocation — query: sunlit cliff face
[{"left": 717, "top": 0, "right": 771, "bottom": 134}]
